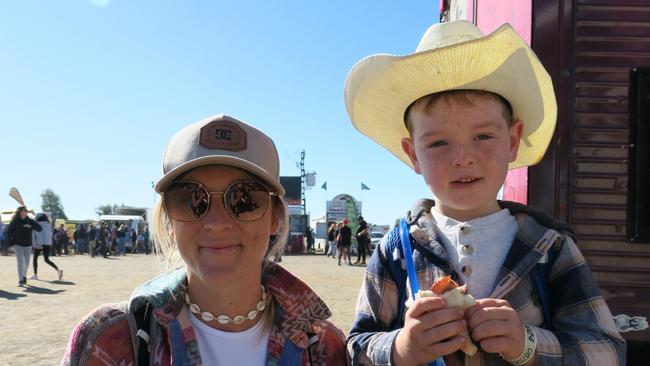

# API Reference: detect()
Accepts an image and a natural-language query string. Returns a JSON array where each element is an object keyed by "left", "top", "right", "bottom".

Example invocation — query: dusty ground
[{"left": 0, "top": 252, "right": 365, "bottom": 365}]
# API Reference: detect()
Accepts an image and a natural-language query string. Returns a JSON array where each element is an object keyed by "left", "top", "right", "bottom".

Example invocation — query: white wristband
[{"left": 502, "top": 325, "right": 537, "bottom": 365}]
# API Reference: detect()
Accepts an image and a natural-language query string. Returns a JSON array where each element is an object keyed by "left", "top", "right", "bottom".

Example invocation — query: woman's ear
[
  {"left": 167, "top": 220, "right": 175, "bottom": 240},
  {"left": 269, "top": 200, "right": 281, "bottom": 235}
]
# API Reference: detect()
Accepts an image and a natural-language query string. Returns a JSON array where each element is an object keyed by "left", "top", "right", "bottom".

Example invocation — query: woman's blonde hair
[{"left": 150, "top": 180, "right": 289, "bottom": 272}]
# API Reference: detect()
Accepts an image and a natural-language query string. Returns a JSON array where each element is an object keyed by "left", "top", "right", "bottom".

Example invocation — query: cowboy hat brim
[{"left": 344, "top": 23, "right": 557, "bottom": 170}]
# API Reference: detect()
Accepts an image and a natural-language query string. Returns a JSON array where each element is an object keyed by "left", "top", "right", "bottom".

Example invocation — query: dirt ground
[{"left": 0, "top": 252, "right": 366, "bottom": 365}]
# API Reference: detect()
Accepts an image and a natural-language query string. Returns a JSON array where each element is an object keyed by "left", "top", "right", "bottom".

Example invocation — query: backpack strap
[
  {"left": 384, "top": 210, "right": 447, "bottom": 366},
  {"left": 384, "top": 227, "right": 408, "bottom": 330},
  {"left": 125, "top": 301, "right": 154, "bottom": 366},
  {"left": 531, "top": 236, "right": 562, "bottom": 331}
]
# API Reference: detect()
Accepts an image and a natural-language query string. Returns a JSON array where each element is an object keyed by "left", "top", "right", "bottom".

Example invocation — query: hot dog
[{"left": 416, "top": 275, "right": 478, "bottom": 356}]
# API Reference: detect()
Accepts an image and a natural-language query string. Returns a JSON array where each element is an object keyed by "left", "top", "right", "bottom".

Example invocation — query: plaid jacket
[
  {"left": 63, "top": 262, "right": 347, "bottom": 366},
  {"left": 347, "top": 199, "right": 626, "bottom": 366}
]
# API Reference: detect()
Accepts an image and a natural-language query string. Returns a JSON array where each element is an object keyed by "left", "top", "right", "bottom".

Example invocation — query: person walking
[
  {"left": 325, "top": 222, "right": 337, "bottom": 258},
  {"left": 337, "top": 220, "right": 352, "bottom": 266},
  {"left": 6, "top": 206, "right": 42, "bottom": 286},
  {"left": 63, "top": 114, "right": 347, "bottom": 365},
  {"left": 30, "top": 213, "right": 63, "bottom": 280}
]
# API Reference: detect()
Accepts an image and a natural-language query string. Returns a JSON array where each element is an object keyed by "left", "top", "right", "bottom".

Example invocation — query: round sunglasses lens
[
  {"left": 165, "top": 182, "right": 209, "bottom": 221},
  {"left": 225, "top": 182, "right": 271, "bottom": 221}
]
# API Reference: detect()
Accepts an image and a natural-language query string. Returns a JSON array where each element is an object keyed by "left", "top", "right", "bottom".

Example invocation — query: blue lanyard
[{"left": 399, "top": 218, "right": 446, "bottom": 366}]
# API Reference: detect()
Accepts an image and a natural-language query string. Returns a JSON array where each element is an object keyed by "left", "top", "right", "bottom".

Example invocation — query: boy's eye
[
  {"left": 429, "top": 140, "right": 447, "bottom": 148},
  {"left": 475, "top": 134, "right": 493, "bottom": 141}
]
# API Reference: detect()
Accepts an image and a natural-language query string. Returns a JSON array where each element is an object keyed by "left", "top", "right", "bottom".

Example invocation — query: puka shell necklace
[{"left": 185, "top": 285, "right": 267, "bottom": 325}]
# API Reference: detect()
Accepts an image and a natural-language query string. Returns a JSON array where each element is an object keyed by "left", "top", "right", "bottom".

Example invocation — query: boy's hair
[{"left": 403, "top": 90, "right": 514, "bottom": 136}]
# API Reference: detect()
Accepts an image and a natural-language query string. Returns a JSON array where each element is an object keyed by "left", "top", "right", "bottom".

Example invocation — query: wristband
[{"left": 502, "top": 324, "right": 537, "bottom": 365}]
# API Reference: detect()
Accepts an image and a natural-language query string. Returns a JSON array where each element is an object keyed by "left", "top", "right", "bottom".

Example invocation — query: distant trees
[
  {"left": 41, "top": 189, "right": 67, "bottom": 221},
  {"left": 95, "top": 204, "right": 113, "bottom": 216},
  {"left": 95, "top": 203, "right": 125, "bottom": 216}
]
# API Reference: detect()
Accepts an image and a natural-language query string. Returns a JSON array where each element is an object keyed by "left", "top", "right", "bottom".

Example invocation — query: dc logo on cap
[{"left": 199, "top": 121, "right": 247, "bottom": 152}]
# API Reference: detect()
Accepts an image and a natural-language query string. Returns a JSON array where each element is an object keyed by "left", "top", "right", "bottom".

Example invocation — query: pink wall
[
  {"left": 477, "top": 0, "right": 532, "bottom": 204},
  {"left": 448, "top": 0, "right": 533, "bottom": 204}
]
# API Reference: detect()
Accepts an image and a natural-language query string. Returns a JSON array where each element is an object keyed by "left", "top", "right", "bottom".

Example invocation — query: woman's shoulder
[
  {"left": 310, "top": 319, "right": 348, "bottom": 364},
  {"left": 62, "top": 302, "right": 135, "bottom": 365}
]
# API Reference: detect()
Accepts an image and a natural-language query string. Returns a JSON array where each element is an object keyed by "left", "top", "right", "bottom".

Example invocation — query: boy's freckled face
[{"left": 402, "top": 95, "right": 523, "bottom": 221}]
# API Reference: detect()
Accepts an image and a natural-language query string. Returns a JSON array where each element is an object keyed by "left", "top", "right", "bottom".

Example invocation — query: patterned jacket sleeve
[
  {"left": 533, "top": 235, "right": 626, "bottom": 365},
  {"left": 61, "top": 303, "right": 135, "bottom": 366},
  {"left": 312, "top": 320, "right": 349, "bottom": 366},
  {"left": 346, "top": 236, "right": 403, "bottom": 366}
]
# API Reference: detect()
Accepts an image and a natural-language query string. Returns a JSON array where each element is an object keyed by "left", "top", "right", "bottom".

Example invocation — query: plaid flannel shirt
[{"left": 347, "top": 200, "right": 626, "bottom": 366}]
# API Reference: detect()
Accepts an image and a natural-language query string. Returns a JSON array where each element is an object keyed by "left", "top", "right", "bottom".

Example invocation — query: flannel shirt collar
[
  {"left": 129, "top": 262, "right": 332, "bottom": 350},
  {"left": 408, "top": 199, "right": 563, "bottom": 299}
]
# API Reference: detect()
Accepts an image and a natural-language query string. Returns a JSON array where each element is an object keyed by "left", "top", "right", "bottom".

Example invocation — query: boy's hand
[
  {"left": 465, "top": 298, "right": 526, "bottom": 360},
  {"left": 393, "top": 296, "right": 466, "bottom": 366}
]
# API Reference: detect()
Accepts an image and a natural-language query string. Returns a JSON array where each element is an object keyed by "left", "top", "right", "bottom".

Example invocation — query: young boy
[{"left": 343, "top": 21, "right": 626, "bottom": 365}]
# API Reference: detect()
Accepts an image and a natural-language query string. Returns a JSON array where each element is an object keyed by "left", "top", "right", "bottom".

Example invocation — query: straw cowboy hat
[{"left": 344, "top": 20, "right": 557, "bottom": 169}]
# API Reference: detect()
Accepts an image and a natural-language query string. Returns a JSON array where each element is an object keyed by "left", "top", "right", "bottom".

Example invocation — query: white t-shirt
[
  {"left": 431, "top": 208, "right": 518, "bottom": 299},
  {"left": 189, "top": 311, "right": 271, "bottom": 366}
]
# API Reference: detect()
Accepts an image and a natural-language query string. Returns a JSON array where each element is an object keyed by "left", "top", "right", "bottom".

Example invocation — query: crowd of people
[
  {"left": 323, "top": 216, "right": 372, "bottom": 266},
  {"left": 0, "top": 211, "right": 151, "bottom": 285}
]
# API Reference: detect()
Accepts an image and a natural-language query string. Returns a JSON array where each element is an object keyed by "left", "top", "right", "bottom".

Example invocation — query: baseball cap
[{"left": 154, "top": 114, "right": 285, "bottom": 195}]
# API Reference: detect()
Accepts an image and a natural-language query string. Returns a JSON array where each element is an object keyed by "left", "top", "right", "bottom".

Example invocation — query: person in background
[
  {"left": 92, "top": 221, "right": 109, "bottom": 258},
  {"left": 87, "top": 224, "right": 97, "bottom": 256},
  {"left": 0, "top": 220, "right": 6, "bottom": 256},
  {"left": 6, "top": 206, "right": 42, "bottom": 286},
  {"left": 130, "top": 228, "right": 138, "bottom": 253},
  {"left": 337, "top": 220, "right": 352, "bottom": 266},
  {"left": 305, "top": 227, "right": 314, "bottom": 254},
  {"left": 326, "top": 222, "right": 337, "bottom": 258},
  {"left": 117, "top": 223, "right": 128, "bottom": 255},
  {"left": 354, "top": 216, "right": 370, "bottom": 265},
  {"left": 142, "top": 224, "right": 150, "bottom": 254},
  {"left": 56, "top": 224, "right": 70, "bottom": 255},
  {"left": 31, "top": 213, "right": 63, "bottom": 280},
  {"left": 73, "top": 224, "right": 87, "bottom": 254},
  {"left": 63, "top": 114, "right": 347, "bottom": 365}
]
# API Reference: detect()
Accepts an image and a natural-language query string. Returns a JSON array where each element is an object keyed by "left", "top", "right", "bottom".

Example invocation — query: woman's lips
[{"left": 199, "top": 244, "right": 240, "bottom": 255}]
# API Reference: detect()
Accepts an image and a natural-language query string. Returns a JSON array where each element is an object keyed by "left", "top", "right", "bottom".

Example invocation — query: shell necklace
[{"left": 185, "top": 285, "right": 267, "bottom": 325}]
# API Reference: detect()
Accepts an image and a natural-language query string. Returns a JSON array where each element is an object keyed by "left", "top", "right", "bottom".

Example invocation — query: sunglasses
[{"left": 163, "top": 180, "right": 277, "bottom": 223}]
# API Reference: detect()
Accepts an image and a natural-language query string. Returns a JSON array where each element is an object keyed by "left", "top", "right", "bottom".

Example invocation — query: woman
[
  {"left": 6, "top": 206, "right": 42, "bottom": 285},
  {"left": 30, "top": 213, "right": 63, "bottom": 280},
  {"left": 325, "top": 222, "right": 336, "bottom": 258},
  {"left": 63, "top": 114, "right": 347, "bottom": 365}
]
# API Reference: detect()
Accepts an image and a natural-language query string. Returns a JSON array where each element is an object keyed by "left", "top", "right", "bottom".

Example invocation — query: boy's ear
[
  {"left": 401, "top": 137, "right": 422, "bottom": 174},
  {"left": 508, "top": 119, "right": 524, "bottom": 162}
]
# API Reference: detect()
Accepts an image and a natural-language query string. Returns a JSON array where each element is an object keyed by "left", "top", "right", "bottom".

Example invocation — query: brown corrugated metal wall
[{"left": 532, "top": 0, "right": 650, "bottom": 344}]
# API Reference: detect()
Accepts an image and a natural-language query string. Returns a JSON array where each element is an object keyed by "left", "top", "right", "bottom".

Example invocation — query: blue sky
[{"left": 0, "top": 0, "right": 439, "bottom": 227}]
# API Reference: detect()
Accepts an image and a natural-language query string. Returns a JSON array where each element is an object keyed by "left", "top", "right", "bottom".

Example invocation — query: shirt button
[
  {"left": 461, "top": 266, "right": 472, "bottom": 276},
  {"left": 462, "top": 245, "right": 474, "bottom": 254},
  {"left": 459, "top": 226, "right": 470, "bottom": 234}
]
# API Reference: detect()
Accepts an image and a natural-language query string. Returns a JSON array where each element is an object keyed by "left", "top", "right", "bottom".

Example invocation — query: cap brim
[{"left": 154, "top": 156, "right": 285, "bottom": 196}]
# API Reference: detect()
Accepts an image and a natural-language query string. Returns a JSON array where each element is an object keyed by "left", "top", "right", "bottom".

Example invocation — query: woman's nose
[{"left": 202, "top": 194, "right": 234, "bottom": 231}]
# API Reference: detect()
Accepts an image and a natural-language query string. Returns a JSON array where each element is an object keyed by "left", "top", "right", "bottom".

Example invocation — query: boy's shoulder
[{"left": 498, "top": 200, "right": 575, "bottom": 240}]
